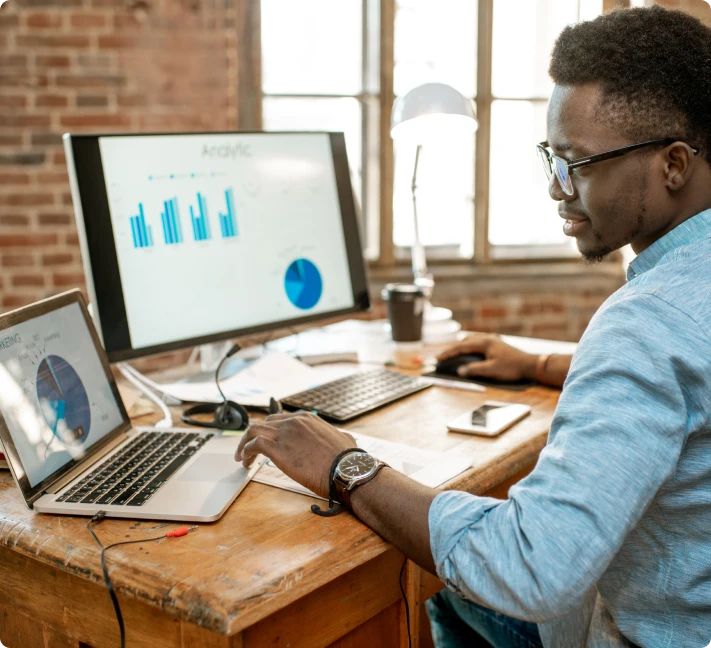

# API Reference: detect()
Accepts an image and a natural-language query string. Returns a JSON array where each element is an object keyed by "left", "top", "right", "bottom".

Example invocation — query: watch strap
[{"left": 310, "top": 448, "right": 366, "bottom": 517}]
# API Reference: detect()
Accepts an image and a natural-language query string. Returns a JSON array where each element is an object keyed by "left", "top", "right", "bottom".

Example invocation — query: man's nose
[{"left": 548, "top": 172, "right": 575, "bottom": 201}]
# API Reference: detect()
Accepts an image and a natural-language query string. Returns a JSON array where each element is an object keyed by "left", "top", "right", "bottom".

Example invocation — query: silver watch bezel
[{"left": 335, "top": 452, "right": 381, "bottom": 490}]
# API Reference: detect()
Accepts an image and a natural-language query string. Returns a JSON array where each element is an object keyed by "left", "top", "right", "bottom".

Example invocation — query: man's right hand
[{"left": 437, "top": 333, "right": 539, "bottom": 383}]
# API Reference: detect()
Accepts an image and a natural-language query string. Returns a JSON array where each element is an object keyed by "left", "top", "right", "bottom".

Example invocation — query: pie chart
[
  {"left": 36, "top": 355, "right": 91, "bottom": 446},
  {"left": 284, "top": 258, "right": 323, "bottom": 310}
]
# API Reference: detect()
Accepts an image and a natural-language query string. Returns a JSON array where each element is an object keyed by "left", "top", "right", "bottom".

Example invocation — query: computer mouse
[{"left": 435, "top": 353, "right": 486, "bottom": 376}]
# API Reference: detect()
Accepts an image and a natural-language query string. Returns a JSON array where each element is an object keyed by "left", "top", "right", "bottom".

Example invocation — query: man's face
[{"left": 546, "top": 83, "right": 670, "bottom": 261}]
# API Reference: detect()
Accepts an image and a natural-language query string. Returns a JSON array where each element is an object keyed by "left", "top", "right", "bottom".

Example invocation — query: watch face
[{"left": 337, "top": 453, "right": 377, "bottom": 480}]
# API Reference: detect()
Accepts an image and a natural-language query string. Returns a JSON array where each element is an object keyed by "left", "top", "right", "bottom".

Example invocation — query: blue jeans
[{"left": 426, "top": 588, "right": 543, "bottom": 648}]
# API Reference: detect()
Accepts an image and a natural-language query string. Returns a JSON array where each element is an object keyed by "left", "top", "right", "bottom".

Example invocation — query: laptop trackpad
[{"left": 179, "top": 453, "right": 247, "bottom": 483}]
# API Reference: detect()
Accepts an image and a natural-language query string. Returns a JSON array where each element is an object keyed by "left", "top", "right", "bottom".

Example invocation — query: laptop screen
[{"left": 0, "top": 301, "right": 125, "bottom": 488}]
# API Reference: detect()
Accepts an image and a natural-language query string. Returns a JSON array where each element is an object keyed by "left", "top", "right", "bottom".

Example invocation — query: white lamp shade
[{"left": 390, "top": 82, "right": 477, "bottom": 144}]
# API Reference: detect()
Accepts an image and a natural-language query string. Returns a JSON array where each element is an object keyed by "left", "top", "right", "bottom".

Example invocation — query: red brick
[
  {"left": 77, "top": 95, "right": 110, "bottom": 108},
  {"left": 0, "top": 194, "right": 54, "bottom": 207},
  {"left": 39, "top": 213, "right": 72, "bottom": 226},
  {"left": 36, "top": 55, "right": 72, "bottom": 69},
  {"left": 479, "top": 307, "right": 508, "bottom": 318},
  {"left": 16, "top": 35, "right": 91, "bottom": 50},
  {"left": 0, "top": 115, "right": 51, "bottom": 128},
  {"left": 52, "top": 151, "right": 66, "bottom": 166},
  {"left": 98, "top": 35, "right": 137, "bottom": 49},
  {"left": 37, "top": 173, "right": 69, "bottom": 185},
  {"left": 0, "top": 135, "right": 24, "bottom": 147},
  {"left": 53, "top": 272, "right": 86, "bottom": 287},
  {"left": 0, "top": 55, "right": 28, "bottom": 67},
  {"left": 65, "top": 232, "right": 80, "bottom": 246},
  {"left": 0, "top": 95, "right": 28, "bottom": 109},
  {"left": 60, "top": 114, "right": 131, "bottom": 128},
  {"left": 0, "top": 234, "right": 58, "bottom": 248},
  {"left": 12, "top": 274, "right": 46, "bottom": 288},
  {"left": 0, "top": 15, "right": 19, "bottom": 29},
  {"left": 0, "top": 173, "right": 31, "bottom": 186},
  {"left": 0, "top": 215, "right": 31, "bottom": 227},
  {"left": 2, "top": 295, "right": 36, "bottom": 310},
  {"left": 2, "top": 254, "right": 36, "bottom": 268},
  {"left": 71, "top": 13, "right": 107, "bottom": 29},
  {"left": 26, "top": 13, "right": 63, "bottom": 29},
  {"left": 36, "top": 94, "right": 69, "bottom": 108},
  {"left": 56, "top": 74, "right": 124, "bottom": 88},
  {"left": 42, "top": 253, "right": 74, "bottom": 266}
]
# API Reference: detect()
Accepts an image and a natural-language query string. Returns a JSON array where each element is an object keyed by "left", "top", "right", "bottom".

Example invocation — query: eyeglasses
[{"left": 536, "top": 138, "right": 700, "bottom": 196}]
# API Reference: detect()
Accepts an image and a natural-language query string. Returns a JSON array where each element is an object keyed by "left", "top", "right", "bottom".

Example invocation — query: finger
[
  {"left": 241, "top": 434, "right": 280, "bottom": 468},
  {"left": 437, "top": 336, "right": 491, "bottom": 361},
  {"left": 235, "top": 422, "right": 278, "bottom": 461},
  {"left": 457, "top": 359, "right": 498, "bottom": 378},
  {"left": 264, "top": 410, "right": 313, "bottom": 423}
]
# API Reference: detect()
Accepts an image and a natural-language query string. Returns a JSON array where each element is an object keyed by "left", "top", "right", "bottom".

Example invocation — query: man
[{"left": 237, "top": 7, "right": 711, "bottom": 647}]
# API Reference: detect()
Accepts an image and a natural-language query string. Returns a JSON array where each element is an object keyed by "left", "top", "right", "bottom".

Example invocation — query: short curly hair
[{"left": 549, "top": 6, "right": 711, "bottom": 165}]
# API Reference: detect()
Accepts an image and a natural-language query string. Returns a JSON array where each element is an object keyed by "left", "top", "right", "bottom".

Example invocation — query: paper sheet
[
  {"left": 252, "top": 432, "right": 474, "bottom": 499},
  {"left": 139, "top": 352, "right": 357, "bottom": 408}
]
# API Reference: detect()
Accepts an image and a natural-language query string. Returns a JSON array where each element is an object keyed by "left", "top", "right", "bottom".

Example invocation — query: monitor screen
[
  {"left": 0, "top": 301, "right": 125, "bottom": 488},
  {"left": 64, "top": 132, "right": 369, "bottom": 361}
]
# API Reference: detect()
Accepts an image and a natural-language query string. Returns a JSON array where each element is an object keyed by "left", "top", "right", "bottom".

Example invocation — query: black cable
[
  {"left": 399, "top": 556, "right": 413, "bottom": 648},
  {"left": 87, "top": 512, "right": 178, "bottom": 648}
]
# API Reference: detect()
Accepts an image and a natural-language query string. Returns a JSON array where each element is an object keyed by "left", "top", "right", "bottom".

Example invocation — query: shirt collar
[{"left": 627, "top": 209, "right": 711, "bottom": 281}]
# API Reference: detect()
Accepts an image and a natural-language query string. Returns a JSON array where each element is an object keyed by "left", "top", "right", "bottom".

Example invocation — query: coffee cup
[{"left": 381, "top": 283, "right": 426, "bottom": 342}]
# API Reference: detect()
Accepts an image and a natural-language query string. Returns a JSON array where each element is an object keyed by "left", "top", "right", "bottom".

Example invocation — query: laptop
[{"left": 0, "top": 290, "right": 263, "bottom": 521}]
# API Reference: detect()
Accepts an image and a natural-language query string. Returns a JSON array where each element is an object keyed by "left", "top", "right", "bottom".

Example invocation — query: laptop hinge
[{"left": 43, "top": 430, "right": 130, "bottom": 495}]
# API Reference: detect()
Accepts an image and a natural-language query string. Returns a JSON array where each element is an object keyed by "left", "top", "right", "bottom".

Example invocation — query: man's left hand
[{"left": 235, "top": 411, "right": 356, "bottom": 498}]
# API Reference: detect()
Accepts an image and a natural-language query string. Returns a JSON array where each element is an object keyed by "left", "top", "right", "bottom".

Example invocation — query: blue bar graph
[
  {"left": 161, "top": 197, "right": 183, "bottom": 245},
  {"left": 130, "top": 203, "right": 154, "bottom": 249},
  {"left": 190, "top": 192, "right": 211, "bottom": 242},
  {"left": 219, "top": 188, "right": 238, "bottom": 239}
]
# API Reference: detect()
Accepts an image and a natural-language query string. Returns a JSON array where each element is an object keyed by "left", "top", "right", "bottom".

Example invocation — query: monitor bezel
[
  {"left": 0, "top": 290, "right": 131, "bottom": 506},
  {"left": 64, "top": 131, "right": 371, "bottom": 362}
]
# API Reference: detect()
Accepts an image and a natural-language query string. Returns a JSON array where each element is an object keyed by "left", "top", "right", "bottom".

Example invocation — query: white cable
[{"left": 116, "top": 362, "right": 173, "bottom": 428}]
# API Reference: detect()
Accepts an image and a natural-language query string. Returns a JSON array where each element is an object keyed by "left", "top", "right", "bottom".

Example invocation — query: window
[{"left": 258, "top": 0, "right": 604, "bottom": 266}]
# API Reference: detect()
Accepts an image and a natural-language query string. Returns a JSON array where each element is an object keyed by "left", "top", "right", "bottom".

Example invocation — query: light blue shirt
[{"left": 429, "top": 209, "right": 711, "bottom": 648}]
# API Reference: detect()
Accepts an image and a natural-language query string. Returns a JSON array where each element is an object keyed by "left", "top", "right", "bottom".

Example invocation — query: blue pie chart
[
  {"left": 284, "top": 258, "right": 323, "bottom": 310},
  {"left": 36, "top": 355, "right": 91, "bottom": 446}
]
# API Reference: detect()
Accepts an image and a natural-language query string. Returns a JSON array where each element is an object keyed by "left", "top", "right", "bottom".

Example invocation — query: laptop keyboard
[{"left": 57, "top": 431, "right": 211, "bottom": 507}]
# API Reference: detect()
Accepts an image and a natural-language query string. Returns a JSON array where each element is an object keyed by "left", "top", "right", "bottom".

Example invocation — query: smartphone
[{"left": 446, "top": 401, "right": 532, "bottom": 436}]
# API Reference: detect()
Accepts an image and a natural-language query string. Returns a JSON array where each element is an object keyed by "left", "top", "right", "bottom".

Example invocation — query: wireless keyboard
[{"left": 281, "top": 369, "right": 432, "bottom": 422}]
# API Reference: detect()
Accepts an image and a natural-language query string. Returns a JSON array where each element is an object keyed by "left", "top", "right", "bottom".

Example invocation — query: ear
[{"left": 664, "top": 142, "right": 695, "bottom": 192}]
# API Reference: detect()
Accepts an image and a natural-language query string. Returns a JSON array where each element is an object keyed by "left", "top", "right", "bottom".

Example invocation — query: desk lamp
[{"left": 390, "top": 82, "right": 477, "bottom": 339}]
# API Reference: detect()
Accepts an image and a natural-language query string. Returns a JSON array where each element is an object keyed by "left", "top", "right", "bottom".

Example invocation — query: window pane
[
  {"left": 491, "top": 0, "right": 603, "bottom": 98},
  {"left": 261, "top": 0, "right": 362, "bottom": 95},
  {"left": 488, "top": 100, "right": 573, "bottom": 247},
  {"left": 394, "top": 0, "right": 477, "bottom": 98},
  {"left": 393, "top": 137, "right": 475, "bottom": 253},
  {"left": 262, "top": 97, "right": 363, "bottom": 208}
]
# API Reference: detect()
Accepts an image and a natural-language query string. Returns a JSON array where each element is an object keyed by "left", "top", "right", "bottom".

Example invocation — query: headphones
[
  {"left": 180, "top": 343, "right": 250, "bottom": 431},
  {"left": 181, "top": 400, "right": 249, "bottom": 431}
]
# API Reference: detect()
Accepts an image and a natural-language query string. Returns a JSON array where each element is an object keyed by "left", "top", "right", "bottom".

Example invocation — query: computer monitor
[{"left": 63, "top": 132, "right": 370, "bottom": 362}]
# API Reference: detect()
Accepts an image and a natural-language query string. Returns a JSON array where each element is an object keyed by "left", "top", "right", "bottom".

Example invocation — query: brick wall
[{"left": 0, "top": 0, "right": 238, "bottom": 311}]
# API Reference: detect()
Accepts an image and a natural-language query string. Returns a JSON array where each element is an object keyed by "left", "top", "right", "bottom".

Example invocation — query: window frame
[{"left": 245, "top": 0, "right": 625, "bottom": 270}]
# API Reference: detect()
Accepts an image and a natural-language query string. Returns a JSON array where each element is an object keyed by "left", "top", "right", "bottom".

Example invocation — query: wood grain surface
[{"left": 0, "top": 378, "right": 560, "bottom": 646}]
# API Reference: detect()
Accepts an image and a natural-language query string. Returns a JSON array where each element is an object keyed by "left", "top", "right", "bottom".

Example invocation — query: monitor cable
[
  {"left": 181, "top": 343, "right": 249, "bottom": 431},
  {"left": 87, "top": 511, "right": 197, "bottom": 648},
  {"left": 116, "top": 362, "right": 173, "bottom": 428}
]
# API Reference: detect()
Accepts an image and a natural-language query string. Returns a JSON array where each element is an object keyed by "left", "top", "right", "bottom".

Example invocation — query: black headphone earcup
[{"left": 214, "top": 401, "right": 248, "bottom": 430}]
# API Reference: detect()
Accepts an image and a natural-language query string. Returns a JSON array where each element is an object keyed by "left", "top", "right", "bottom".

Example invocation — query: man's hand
[
  {"left": 235, "top": 411, "right": 356, "bottom": 498},
  {"left": 437, "top": 333, "right": 539, "bottom": 382}
]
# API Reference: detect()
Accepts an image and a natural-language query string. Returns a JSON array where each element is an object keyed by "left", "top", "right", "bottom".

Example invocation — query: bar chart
[
  {"left": 130, "top": 204, "right": 154, "bottom": 249},
  {"left": 161, "top": 197, "right": 184, "bottom": 245},
  {"left": 190, "top": 193, "right": 212, "bottom": 242},
  {"left": 219, "top": 188, "right": 239, "bottom": 239}
]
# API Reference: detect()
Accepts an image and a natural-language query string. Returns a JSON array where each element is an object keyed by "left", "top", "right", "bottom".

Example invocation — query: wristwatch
[{"left": 333, "top": 451, "right": 388, "bottom": 511}]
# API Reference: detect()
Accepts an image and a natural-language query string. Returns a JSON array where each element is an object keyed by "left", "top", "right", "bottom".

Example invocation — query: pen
[{"left": 426, "top": 377, "right": 486, "bottom": 393}]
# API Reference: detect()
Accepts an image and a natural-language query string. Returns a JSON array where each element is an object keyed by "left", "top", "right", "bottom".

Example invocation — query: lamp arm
[{"left": 410, "top": 144, "right": 429, "bottom": 282}]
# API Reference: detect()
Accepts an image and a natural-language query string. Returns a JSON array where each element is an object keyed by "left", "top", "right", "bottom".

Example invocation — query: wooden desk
[{"left": 0, "top": 375, "right": 559, "bottom": 648}]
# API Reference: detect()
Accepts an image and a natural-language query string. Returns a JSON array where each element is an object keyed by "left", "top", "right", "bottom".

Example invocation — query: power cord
[
  {"left": 399, "top": 556, "right": 413, "bottom": 648},
  {"left": 87, "top": 511, "right": 197, "bottom": 648}
]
